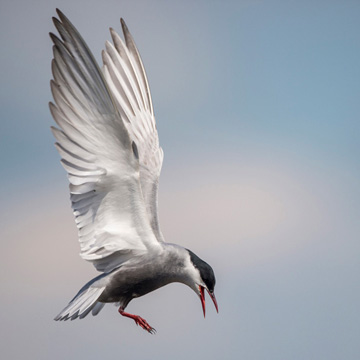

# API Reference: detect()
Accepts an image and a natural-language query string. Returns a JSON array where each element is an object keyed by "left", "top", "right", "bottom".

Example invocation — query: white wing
[
  {"left": 102, "top": 20, "right": 164, "bottom": 242},
  {"left": 50, "top": 9, "right": 162, "bottom": 273}
]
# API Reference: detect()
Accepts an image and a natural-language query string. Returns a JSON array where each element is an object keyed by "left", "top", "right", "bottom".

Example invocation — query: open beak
[{"left": 199, "top": 286, "right": 219, "bottom": 318}]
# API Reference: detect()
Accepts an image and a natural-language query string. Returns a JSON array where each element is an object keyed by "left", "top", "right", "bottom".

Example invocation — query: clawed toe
[
  {"left": 135, "top": 316, "right": 156, "bottom": 334},
  {"left": 119, "top": 307, "right": 156, "bottom": 334}
]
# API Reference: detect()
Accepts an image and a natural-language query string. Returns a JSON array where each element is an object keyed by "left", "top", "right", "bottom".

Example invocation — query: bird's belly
[{"left": 98, "top": 266, "right": 177, "bottom": 305}]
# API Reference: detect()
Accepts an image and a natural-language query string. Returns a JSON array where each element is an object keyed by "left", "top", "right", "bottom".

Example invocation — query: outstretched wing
[
  {"left": 49, "top": 9, "right": 162, "bottom": 273},
  {"left": 102, "top": 20, "right": 164, "bottom": 242}
]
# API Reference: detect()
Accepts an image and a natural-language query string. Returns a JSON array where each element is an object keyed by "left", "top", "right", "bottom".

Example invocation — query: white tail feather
[{"left": 54, "top": 286, "right": 106, "bottom": 321}]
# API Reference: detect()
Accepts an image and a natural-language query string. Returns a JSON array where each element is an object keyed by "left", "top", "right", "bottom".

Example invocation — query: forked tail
[{"left": 54, "top": 286, "right": 106, "bottom": 321}]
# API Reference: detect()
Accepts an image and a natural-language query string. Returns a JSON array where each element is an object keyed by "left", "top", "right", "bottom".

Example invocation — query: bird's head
[{"left": 186, "top": 249, "right": 218, "bottom": 317}]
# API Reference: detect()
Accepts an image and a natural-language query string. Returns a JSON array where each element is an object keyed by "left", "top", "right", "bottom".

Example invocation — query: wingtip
[
  {"left": 52, "top": 16, "right": 62, "bottom": 31},
  {"left": 55, "top": 8, "right": 74, "bottom": 31},
  {"left": 109, "top": 27, "right": 121, "bottom": 46},
  {"left": 49, "top": 32, "right": 60, "bottom": 44},
  {"left": 50, "top": 125, "right": 59, "bottom": 136},
  {"left": 120, "top": 18, "right": 129, "bottom": 34},
  {"left": 55, "top": 8, "right": 65, "bottom": 20},
  {"left": 101, "top": 49, "right": 107, "bottom": 63}
]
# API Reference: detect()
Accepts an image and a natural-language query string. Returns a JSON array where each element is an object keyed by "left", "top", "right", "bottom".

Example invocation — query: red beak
[{"left": 199, "top": 286, "right": 219, "bottom": 318}]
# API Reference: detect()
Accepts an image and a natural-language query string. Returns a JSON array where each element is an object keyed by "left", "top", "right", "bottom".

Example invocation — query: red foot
[{"left": 118, "top": 307, "right": 156, "bottom": 334}]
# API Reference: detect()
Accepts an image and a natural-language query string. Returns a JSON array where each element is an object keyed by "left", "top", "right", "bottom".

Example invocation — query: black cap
[{"left": 187, "top": 249, "right": 216, "bottom": 293}]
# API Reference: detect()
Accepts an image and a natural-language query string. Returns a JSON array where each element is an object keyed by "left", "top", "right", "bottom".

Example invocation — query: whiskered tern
[{"left": 50, "top": 9, "right": 218, "bottom": 333}]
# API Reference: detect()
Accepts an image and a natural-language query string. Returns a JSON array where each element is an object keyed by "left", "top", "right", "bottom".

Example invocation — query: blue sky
[{"left": 1, "top": 1, "right": 359, "bottom": 359}]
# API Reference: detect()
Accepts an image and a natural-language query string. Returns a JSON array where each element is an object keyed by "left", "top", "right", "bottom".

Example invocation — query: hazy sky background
[{"left": 1, "top": 0, "right": 359, "bottom": 359}]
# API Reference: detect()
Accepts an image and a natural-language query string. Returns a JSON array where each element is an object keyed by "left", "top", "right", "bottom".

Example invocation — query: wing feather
[
  {"left": 50, "top": 9, "right": 162, "bottom": 273},
  {"left": 102, "top": 19, "right": 164, "bottom": 242}
]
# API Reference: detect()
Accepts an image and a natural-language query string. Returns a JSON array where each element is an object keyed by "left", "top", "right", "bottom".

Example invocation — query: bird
[{"left": 49, "top": 9, "right": 218, "bottom": 334}]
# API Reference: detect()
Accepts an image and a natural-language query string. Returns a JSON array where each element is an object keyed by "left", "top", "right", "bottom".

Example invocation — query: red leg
[{"left": 118, "top": 307, "right": 156, "bottom": 334}]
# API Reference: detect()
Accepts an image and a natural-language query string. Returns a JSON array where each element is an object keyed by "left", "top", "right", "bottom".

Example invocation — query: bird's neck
[{"left": 160, "top": 243, "right": 200, "bottom": 291}]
